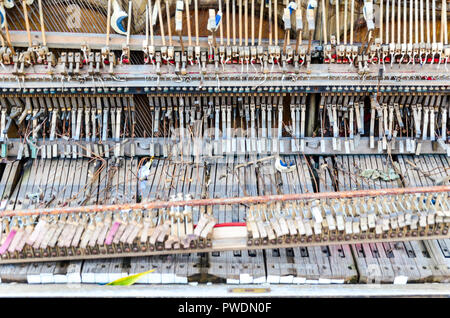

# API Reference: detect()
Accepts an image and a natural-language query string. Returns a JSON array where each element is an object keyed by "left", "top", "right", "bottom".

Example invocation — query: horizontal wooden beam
[{"left": 8, "top": 31, "right": 276, "bottom": 51}]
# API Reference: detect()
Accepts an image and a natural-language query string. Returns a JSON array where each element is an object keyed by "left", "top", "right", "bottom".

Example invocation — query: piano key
[
  {"left": 406, "top": 241, "right": 435, "bottom": 282},
  {"left": 40, "top": 262, "right": 56, "bottom": 284},
  {"left": 94, "top": 259, "right": 111, "bottom": 284},
  {"left": 81, "top": 260, "right": 97, "bottom": 284},
  {"left": 174, "top": 254, "right": 189, "bottom": 284},
  {"left": 278, "top": 249, "right": 295, "bottom": 284},
  {"left": 265, "top": 249, "right": 281, "bottom": 284},
  {"left": 53, "top": 262, "right": 69, "bottom": 284},
  {"left": 66, "top": 261, "right": 83, "bottom": 284},
  {"left": 225, "top": 251, "right": 240, "bottom": 284},
  {"left": 147, "top": 256, "right": 162, "bottom": 284},
  {"left": 328, "top": 245, "right": 358, "bottom": 283},
  {"left": 237, "top": 251, "right": 254, "bottom": 284},
  {"left": 27, "top": 263, "right": 44, "bottom": 284},
  {"left": 250, "top": 250, "right": 266, "bottom": 284}
]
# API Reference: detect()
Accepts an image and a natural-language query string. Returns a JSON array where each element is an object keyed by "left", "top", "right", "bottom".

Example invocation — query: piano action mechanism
[{"left": 0, "top": 0, "right": 448, "bottom": 290}]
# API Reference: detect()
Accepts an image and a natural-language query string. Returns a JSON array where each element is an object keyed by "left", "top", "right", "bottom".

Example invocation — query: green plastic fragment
[{"left": 360, "top": 168, "right": 399, "bottom": 182}]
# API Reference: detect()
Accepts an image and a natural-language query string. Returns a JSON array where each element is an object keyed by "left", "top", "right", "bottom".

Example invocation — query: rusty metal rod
[{"left": 1, "top": 185, "right": 449, "bottom": 218}]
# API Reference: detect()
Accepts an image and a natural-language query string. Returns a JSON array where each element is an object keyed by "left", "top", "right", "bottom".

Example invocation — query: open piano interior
[{"left": 0, "top": 0, "right": 448, "bottom": 297}]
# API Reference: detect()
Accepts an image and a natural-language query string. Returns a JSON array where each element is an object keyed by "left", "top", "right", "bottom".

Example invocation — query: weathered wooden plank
[
  {"left": 328, "top": 245, "right": 358, "bottom": 283},
  {"left": 9, "top": 161, "right": 34, "bottom": 211},
  {"left": 19, "top": 160, "right": 41, "bottom": 210},
  {"left": 0, "top": 162, "right": 14, "bottom": 207}
]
